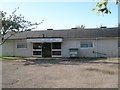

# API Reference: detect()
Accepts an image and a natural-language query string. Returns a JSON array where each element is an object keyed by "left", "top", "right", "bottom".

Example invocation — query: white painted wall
[
  {"left": 0, "top": 45, "right": 2, "bottom": 57},
  {"left": 62, "top": 39, "right": 96, "bottom": 57},
  {"left": 2, "top": 40, "right": 33, "bottom": 57},
  {"left": 0, "top": 37, "right": 2, "bottom": 57},
  {"left": 0, "top": 46, "right": 2, "bottom": 57},
  {"left": 2, "top": 40, "right": 14, "bottom": 56},
  {"left": 1, "top": 38, "right": 119, "bottom": 57},
  {"left": 62, "top": 38, "right": 118, "bottom": 57},
  {"left": 14, "top": 40, "right": 32, "bottom": 57},
  {"left": 96, "top": 39, "right": 118, "bottom": 57}
]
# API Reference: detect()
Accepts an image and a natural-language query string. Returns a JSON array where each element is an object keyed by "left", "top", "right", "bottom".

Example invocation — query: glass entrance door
[{"left": 42, "top": 43, "right": 51, "bottom": 57}]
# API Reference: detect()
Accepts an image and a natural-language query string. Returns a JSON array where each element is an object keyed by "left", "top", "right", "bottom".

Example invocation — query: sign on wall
[{"left": 27, "top": 38, "right": 63, "bottom": 42}]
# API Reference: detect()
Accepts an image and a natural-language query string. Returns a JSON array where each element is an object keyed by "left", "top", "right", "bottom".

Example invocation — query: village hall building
[{"left": 0, "top": 27, "right": 120, "bottom": 58}]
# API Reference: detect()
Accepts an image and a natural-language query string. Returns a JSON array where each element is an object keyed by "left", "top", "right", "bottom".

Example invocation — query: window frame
[
  {"left": 33, "top": 51, "right": 42, "bottom": 55},
  {"left": 33, "top": 43, "right": 42, "bottom": 49},
  {"left": 118, "top": 41, "right": 120, "bottom": 47},
  {"left": 52, "top": 51, "right": 61, "bottom": 55},
  {"left": 52, "top": 42, "right": 61, "bottom": 49},
  {"left": 80, "top": 41, "right": 94, "bottom": 49},
  {"left": 17, "top": 43, "right": 27, "bottom": 49}
]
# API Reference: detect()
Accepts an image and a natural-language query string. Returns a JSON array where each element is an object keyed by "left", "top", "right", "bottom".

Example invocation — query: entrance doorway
[
  {"left": 33, "top": 42, "right": 62, "bottom": 57},
  {"left": 42, "top": 43, "right": 51, "bottom": 57}
]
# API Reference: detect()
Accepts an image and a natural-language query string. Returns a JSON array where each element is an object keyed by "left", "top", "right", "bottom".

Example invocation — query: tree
[
  {"left": 0, "top": 7, "right": 44, "bottom": 45},
  {"left": 92, "top": 0, "right": 119, "bottom": 15},
  {"left": 75, "top": 25, "right": 85, "bottom": 29}
]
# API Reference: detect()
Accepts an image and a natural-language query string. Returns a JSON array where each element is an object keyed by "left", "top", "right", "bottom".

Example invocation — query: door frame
[{"left": 42, "top": 43, "right": 52, "bottom": 57}]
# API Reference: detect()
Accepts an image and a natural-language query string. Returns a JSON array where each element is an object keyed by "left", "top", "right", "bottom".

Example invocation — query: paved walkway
[{"left": 2, "top": 58, "right": 118, "bottom": 88}]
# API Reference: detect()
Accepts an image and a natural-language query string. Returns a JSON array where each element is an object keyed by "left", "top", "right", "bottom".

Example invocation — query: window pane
[
  {"left": 118, "top": 41, "right": 120, "bottom": 47},
  {"left": 88, "top": 43, "right": 93, "bottom": 47},
  {"left": 33, "top": 43, "right": 42, "bottom": 49},
  {"left": 33, "top": 51, "right": 41, "bottom": 55},
  {"left": 80, "top": 42, "right": 93, "bottom": 48},
  {"left": 17, "top": 43, "right": 27, "bottom": 48},
  {"left": 52, "top": 51, "right": 61, "bottom": 55},
  {"left": 52, "top": 43, "right": 61, "bottom": 49},
  {"left": 81, "top": 44, "right": 88, "bottom": 47}
]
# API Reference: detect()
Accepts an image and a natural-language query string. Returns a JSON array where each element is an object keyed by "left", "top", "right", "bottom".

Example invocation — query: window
[
  {"left": 33, "top": 43, "right": 42, "bottom": 49},
  {"left": 80, "top": 42, "right": 93, "bottom": 48},
  {"left": 17, "top": 43, "right": 27, "bottom": 48},
  {"left": 33, "top": 51, "right": 41, "bottom": 55},
  {"left": 118, "top": 41, "right": 120, "bottom": 47},
  {"left": 52, "top": 51, "right": 61, "bottom": 55},
  {"left": 52, "top": 43, "right": 61, "bottom": 49}
]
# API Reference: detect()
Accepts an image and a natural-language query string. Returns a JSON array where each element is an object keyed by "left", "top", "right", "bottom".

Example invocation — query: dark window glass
[
  {"left": 33, "top": 51, "right": 41, "bottom": 55},
  {"left": 118, "top": 41, "right": 120, "bottom": 47},
  {"left": 33, "top": 43, "right": 42, "bottom": 49},
  {"left": 52, "top": 43, "right": 61, "bottom": 49},
  {"left": 80, "top": 42, "right": 93, "bottom": 48},
  {"left": 17, "top": 43, "right": 27, "bottom": 48},
  {"left": 52, "top": 51, "right": 61, "bottom": 55}
]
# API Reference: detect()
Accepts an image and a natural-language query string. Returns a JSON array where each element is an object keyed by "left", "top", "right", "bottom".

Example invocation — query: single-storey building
[{"left": 0, "top": 27, "right": 120, "bottom": 57}]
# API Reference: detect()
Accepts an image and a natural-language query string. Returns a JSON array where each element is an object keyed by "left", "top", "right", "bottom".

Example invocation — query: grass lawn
[
  {"left": 0, "top": 57, "right": 119, "bottom": 61},
  {"left": 0, "top": 57, "right": 23, "bottom": 59}
]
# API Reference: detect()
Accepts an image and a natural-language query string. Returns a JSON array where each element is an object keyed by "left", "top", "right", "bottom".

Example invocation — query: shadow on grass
[{"left": 19, "top": 57, "right": 119, "bottom": 66}]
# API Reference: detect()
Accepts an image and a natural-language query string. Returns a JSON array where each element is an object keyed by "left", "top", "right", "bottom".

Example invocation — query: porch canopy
[{"left": 27, "top": 38, "right": 63, "bottom": 42}]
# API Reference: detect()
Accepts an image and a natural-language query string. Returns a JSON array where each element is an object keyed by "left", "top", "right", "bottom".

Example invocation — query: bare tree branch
[
  {"left": 0, "top": 7, "right": 43, "bottom": 45},
  {"left": 0, "top": 32, "right": 19, "bottom": 45}
]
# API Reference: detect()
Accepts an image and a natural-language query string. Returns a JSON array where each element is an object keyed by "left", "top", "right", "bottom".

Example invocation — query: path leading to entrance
[{"left": 2, "top": 58, "right": 118, "bottom": 88}]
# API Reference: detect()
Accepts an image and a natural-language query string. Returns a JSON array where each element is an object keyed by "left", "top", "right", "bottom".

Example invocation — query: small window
[
  {"left": 17, "top": 43, "right": 27, "bottom": 48},
  {"left": 80, "top": 42, "right": 93, "bottom": 48},
  {"left": 52, "top": 43, "right": 61, "bottom": 49},
  {"left": 33, "top": 43, "right": 42, "bottom": 49},
  {"left": 33, "top": 51, "right": 41, "bottom": 55},
  {"left": 118, "top": 41, "right": 120, "bottom": 47},
  {"left": 52, "top": 51, "right": 61, "bottom": 55}
]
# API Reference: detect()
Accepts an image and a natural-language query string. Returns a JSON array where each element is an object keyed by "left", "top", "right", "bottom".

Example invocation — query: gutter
[
  {"left": 7, "top": 37, "right": 119, "bottom": 40},
  {"left": 66, "top": 37, "right": 119, "bottom": 40}
]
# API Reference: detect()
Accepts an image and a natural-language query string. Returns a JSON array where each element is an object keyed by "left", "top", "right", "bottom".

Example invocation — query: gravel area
[{"left": 2, "top": 58, "right": 118, "bottom": 88}]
